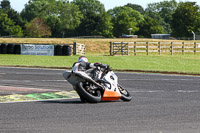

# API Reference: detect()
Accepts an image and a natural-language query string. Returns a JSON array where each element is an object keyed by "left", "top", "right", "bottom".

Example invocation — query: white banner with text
[{"left": 21, "top": 44, "right": 54, "bottom": 56}]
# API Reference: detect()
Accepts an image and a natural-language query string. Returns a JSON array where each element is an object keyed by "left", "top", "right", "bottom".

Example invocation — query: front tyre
[
  {"left": 118, "top": 85, "right": 132, "bottom": 101},
  {"left": 76, "top": 82, "right": 102, "bottom": 103}
]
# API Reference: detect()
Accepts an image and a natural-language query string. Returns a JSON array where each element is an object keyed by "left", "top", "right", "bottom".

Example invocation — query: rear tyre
[
  {"left": 76, "top": 82, "right": 101, "bottom": 103},
  {"left": 118, "top": 85, "right": 132, "bottom": 101},
  {"left": 80, "top": 96, "right": 87, "bottom": 103}
]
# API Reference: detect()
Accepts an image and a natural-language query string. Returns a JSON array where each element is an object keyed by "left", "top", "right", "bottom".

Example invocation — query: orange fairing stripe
[{"left": 101, "top": 89, "right": 121, "bottom": 101}]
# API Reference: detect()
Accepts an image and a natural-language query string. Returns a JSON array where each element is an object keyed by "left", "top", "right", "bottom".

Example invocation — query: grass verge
[{"left": 0, "top": 54, "right": 200, "bottom": 75}]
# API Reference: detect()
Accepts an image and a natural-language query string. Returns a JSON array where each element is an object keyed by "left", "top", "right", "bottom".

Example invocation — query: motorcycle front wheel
[
  {"left": 118, "top": 85, "right": 132, "bottom": 101},
  {"left": 76, "top": 82, "right": 102, "bottom": 103}
]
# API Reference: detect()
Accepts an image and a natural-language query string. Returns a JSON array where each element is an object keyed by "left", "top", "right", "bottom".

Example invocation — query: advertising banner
[{"left": 21, "top": 44, "right": 54, "bottom": 56}]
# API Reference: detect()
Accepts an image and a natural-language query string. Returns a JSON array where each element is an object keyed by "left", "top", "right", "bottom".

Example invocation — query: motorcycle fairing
[
  {"left": 63, "top": 71, "right": 85, "bottom": 86},
  {"left": 101, "top": 71, "right": 122, "bottom": 101},
  {"left": 102, "top": 89, "right": 121, "bottom": 101}
]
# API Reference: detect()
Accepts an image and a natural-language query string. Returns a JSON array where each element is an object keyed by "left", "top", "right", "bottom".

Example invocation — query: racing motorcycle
[{"left": 63, "top": 66, "right": 132, "bottom": 103}]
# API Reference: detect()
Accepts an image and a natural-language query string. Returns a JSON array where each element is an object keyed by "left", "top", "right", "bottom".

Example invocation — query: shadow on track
[{"left": 39, "top": 99, "right": 121, "bottom": 104}]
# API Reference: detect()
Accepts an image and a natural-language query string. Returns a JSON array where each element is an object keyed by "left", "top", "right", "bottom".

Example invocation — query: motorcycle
[{"left": 63, "top": 66, "right": 132, "bottom": 103}]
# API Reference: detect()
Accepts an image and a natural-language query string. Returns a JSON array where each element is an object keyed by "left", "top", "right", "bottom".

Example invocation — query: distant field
[
  {"left": 0, "top": 38, "right": 198, "bottom": 54},
  {"left": 0, "top": 54, "right": 199, "bottom": 74}
]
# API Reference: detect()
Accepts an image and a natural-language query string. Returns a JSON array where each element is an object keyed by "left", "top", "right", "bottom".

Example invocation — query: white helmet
[{"left": 78, "top": 56, "right": 88, "bottom": 62}]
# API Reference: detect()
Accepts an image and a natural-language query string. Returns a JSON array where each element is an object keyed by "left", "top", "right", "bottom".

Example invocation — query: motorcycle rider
[{"left": 72, "top": 56, "right": 109, "bottom": 80}]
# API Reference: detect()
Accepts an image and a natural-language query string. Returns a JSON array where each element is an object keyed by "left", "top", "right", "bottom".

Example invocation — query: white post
[
  {"left": 128, "top": 28, "right": 132, "bottom": 35},
  {"left": 192, "top": 31, "right": 195, "bottom": 41}
]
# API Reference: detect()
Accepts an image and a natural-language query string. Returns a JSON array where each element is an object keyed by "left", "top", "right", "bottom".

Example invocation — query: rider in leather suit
[{"left": 72, "top": 56, "right": 108, "bottom": 80}]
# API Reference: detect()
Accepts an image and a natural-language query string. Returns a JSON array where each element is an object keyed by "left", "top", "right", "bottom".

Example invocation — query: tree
[
  {"left": 108, "top": 6, "right": 144, "bottom": 37},
  {"left": 171, "top": 2, "right": 200, "bottom": 37},
  {"left": 21, "top": 0, "right": 83, "bottom": 37},
  {"left": 25, "top": 17, "right": 51, "bottom": 37},
  {"left": 72, "top": 0, "right": 105, "bottom": 15},
  {"left": 0, "top": 10, "right": 23, "bottom": 36},
  {"left": 0, "top": 0, "right": 11, "bottom": 10},
  {"left": 7, "top": 9, "right": 24, "bottom": 27},
  {"left": 21, "top": 0, "right": 50, "bottom": 22},
  {"left": 11, "top": 25, "right": 23, "bottom": 36},
  {"left": 0, "top": 0, "right": 25, "bottom": 29},
  {"left": 73, "top": 0, "right": 113, "bottom": 37},
  {"left": 145, "top": 0, "right": 178, "bottom": 33},
  {"left": 45, "top": 15, "right": 62, "bottom": 37},
  {"left": 136, "top": 16, "right": 164, "bottom": 38},
  {"left": 75, "top": 12, "right": 101, "bottom": 36},
  {"left": 96, "top": 12, "right": 113, "bottom": 38},
  {"left": 58, "top": 1, "right": 83, "bottom": 37},
  {"left": 125, "top": 3, "right": 144, "bottom": 14}
]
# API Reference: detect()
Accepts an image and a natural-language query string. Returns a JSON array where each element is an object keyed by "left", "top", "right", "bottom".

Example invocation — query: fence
[
  {"left": 110, "top": 42, "right": 129, "bottom": 56},
  {"left": 70, "top": 35, "right": 104, "bottom": 39},
  {"left": 110, "top": 42, "right": 200, "bottom": 56},
  {"left": 73, "top": 42, "right": 85, "bottom": 55}
]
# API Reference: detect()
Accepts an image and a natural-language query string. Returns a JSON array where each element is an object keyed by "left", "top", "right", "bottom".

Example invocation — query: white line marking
[
  {"left": 0, "top": 80, "right": 66, "bottom": 82},
  {"left": 14, "top": 73, "right": 61, "bottom": 75},
  {"left": 177, "top": 90, "right": 199, "bottom": 93},
  {"left": 129, "top": 90, "right": 199, "bottom": 93},
  {"left": 116, "top": 71, "right": 200, "bottom": 77},
  {"left": 0, "top": 73, "right": 6, "bottom": 75},
  {"left": 120, "top": 79, "right": 195, "bottom": 81},
  {"left": 129, "top": 90, "right": 164, "bottom": 93},
  {"left": 0, "top": 66, "right": 68, "bottom": 71}
]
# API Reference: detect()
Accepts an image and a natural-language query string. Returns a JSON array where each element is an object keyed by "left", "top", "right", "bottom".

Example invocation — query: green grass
[{"left": 0, "top": 54, "right": 200, "bottom": 74}]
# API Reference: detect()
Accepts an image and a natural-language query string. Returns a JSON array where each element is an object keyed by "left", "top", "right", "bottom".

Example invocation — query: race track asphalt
[{"left": 0, "top": 67, "right": 200, "bottom": 133}]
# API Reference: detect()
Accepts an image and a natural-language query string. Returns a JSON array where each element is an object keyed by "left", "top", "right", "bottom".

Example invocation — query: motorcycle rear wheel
[
  {"left": 118, "top": 85, "right": 132, "bottom": 101},
  {"left": 76, "top": 82, "right": 102, "bottom": 103}
]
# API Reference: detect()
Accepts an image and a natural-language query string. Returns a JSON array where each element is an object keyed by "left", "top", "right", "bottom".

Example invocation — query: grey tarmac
[{"left": 0, "top": 67, "right": 200, "bottom": 133}]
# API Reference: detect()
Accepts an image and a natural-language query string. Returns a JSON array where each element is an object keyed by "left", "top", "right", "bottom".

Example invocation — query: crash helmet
[{"left": 78, "top": 56, "right": 88, "bottom": 62}]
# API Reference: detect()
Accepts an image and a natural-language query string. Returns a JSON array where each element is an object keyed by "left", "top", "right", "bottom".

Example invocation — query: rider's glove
[
  {"left": 94, "top": 63, "right": 109, "bottom": 69},
  {"left": 105, "top": 65, "right": 109, "bottom": 69}
]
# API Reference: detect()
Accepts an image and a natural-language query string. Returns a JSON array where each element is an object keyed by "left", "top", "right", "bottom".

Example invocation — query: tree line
[{"left": 0, "top": 0, "right": 200, "bottom": 38}]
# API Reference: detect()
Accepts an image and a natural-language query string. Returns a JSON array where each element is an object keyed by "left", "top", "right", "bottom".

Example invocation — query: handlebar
[
  {"left": 105, "top": 65, "right": 112, "bottom": 72},
  {"left": 101, "top": 65, "right": 112, "bottom": 77}
]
